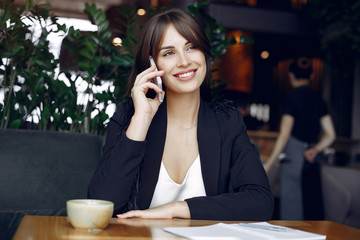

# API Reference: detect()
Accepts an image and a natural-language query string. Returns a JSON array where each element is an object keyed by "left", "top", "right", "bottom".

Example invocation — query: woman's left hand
[{"left": 117, "top": 201, "right": 190, "bottom": 219}]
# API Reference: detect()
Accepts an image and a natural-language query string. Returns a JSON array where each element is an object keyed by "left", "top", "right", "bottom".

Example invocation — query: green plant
[
  {"left": 0, "top": 0, "right": 70, "bottom": 130},
  {"left": 0, "top": 1, "right": 133, "bottom": 134},
  {"left": 306, "top": 0, "right": 360, "bottom": 58},
  {"left": 305, "top": 0, "right": 360, "bottom": 81},
  {"left": 0, "top": 0, "right": 235, "bottom": 134},
  {"left": 60, "top": 3, "right": 134, "bottom": 134}
]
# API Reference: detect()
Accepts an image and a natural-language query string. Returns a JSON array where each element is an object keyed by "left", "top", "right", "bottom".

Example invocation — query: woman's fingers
[
  {"left": 134, "top": 65, "right": 164, "bottom": 86},
  {"left": 117, "top": 211, "right": 148, "bottom": 219},
  {"left": 131, "top": 67, "right": 165, "bottom": 106},
  {"left": 116, "top": 208, "right": 171, "bottom": 219},
  {"left": 131, "top": 81, "right": 164, "bottom": 102},
  {"left": 129, "top": 66, "right": 165, "bottom": 120},
  {"left": 134, "top": 65, "right": 156, "bottom": 85},
  {"left": 116, "top": 202, "right": 189, "bottom": 220}
]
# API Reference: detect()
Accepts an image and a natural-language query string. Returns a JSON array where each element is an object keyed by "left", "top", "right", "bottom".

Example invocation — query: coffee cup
[{"left": 66, "top": 199, "right": 114, "bottom": 230}]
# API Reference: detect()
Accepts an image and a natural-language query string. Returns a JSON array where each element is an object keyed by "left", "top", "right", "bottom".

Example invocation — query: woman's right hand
[
  {"left": 131, "top": 65, "right": 165, "bottom": 118},
  {"left": 126, "top": 65, "right": 165, "bottom": 141}
]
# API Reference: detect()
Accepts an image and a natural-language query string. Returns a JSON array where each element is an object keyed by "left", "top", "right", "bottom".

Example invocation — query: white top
[{"left": 149, "top": 155, "right": 206, "bottom": 208}]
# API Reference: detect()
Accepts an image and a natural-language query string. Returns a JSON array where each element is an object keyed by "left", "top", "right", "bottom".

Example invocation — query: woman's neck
[{"left": 166, "top": 92, "right": 200, "bottom": 127}]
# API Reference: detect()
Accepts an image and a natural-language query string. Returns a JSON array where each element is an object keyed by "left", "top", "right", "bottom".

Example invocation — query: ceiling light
[
  {"left": 260, "top": 50, "right": 269, "bottom": 59},
  {"left": 112, "top": 37, "right": 122, "bottom": 47},
  {"left": 137, "top": 8, "right": 146, "bottom": 16}
]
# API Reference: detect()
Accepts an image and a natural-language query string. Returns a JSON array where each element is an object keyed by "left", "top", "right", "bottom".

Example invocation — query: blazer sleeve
[
  {"left": 185, "top": 108, "right": 274, "bottom": 221},
  {"left": 87, "top": 102, "right": 146, "bottom": 214}
]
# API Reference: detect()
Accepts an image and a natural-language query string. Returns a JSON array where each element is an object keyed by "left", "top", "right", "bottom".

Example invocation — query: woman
[{"left": 88, "top": 8, "right": 273, "bottom": 221}]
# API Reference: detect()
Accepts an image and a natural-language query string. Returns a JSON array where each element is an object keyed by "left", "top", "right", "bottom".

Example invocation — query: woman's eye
[
  {"left": 163, "top": 51, "right": 174, "bottom": 57},
  {"left": 187, "top": 45, "right": 197, "bottom": 51}
]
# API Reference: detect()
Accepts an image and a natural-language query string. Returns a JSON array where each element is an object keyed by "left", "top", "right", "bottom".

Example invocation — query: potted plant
[
  {"left": 0, "top": 0, "right": 135, "bottom": 134},
  {"left": 0, "top": 3, "right": 119, "bottom": 239},
  {"left": 1, "top": 0, "right": 237, "bottom": 134}
]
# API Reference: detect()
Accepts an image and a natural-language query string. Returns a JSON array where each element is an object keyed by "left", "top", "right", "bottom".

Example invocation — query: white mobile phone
[{"left": 149, "top": 56, "right": 163, "bottom": 102}]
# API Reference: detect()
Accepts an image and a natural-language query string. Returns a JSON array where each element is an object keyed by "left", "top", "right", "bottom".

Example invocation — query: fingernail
[{"left": 116, "top": 214, "right": 122, "bottom": 218}]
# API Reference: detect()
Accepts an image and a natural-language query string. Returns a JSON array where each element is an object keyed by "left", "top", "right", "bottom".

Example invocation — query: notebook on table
[{"left": 164, "top": 222, "right": 326, "bottom": 240}]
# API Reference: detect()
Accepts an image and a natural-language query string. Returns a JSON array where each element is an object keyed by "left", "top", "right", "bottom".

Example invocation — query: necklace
[{"left": 167, "top": 114, "right": 197, "bottom": 145}]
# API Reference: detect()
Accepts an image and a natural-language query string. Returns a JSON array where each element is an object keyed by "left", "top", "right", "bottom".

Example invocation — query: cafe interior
[
  {"left": 10, "top": 0, "right": 359, "bottom": 162},
  {"left": 1, "top": 0, "right": 360, "bottom": 239}
]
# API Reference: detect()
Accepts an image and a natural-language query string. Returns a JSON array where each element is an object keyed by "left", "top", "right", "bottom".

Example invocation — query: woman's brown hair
[{"left": 126, "top": 8, "right": 211, "bottom": 100}]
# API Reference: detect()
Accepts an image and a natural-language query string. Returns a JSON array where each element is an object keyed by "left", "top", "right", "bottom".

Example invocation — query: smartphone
[{"left": 149, "top": 56, "right": 163, "bottom": 102}]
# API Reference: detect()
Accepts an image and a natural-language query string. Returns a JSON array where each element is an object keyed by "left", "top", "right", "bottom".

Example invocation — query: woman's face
[{"left": 155, "top": 24, "right": 206, "bottom": 97}]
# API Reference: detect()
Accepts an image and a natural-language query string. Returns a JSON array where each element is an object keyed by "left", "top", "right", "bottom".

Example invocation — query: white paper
[{"left": 163, "top": 222, "right": 326, "bottom": 240}]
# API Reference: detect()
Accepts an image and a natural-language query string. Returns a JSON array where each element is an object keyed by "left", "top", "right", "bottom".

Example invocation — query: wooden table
[{"left": 13, "top": 215, "right": 360, "bottom": 240}]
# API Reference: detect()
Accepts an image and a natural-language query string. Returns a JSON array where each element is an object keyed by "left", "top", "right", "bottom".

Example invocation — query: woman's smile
[
  {"left": 173, "top": 69, "right": 198, "bottom": 81},
  {"left": 156, "top": 24, "right": 206, "bottom": 95}
]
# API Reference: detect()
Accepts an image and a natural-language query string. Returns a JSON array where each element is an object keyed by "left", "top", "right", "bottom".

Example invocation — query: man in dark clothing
[{"left": 264, "top": 57, "right": 336, "bottom": 220}]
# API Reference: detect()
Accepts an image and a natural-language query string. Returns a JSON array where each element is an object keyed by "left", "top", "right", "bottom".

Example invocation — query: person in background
[
  {"left": 263, "top": 57, "right": 336, "bottom": 220},
  {"left": 87, "top": 8, "right": 273, "bottom": 221}
]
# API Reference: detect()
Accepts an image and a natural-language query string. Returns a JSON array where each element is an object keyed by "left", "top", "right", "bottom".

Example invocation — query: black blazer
[{"left": 88, "top": 99, "right": 273, "bottom": 221}]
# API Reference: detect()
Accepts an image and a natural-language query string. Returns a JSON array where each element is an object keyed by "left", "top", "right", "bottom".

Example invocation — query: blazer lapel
[
  {"left": 198, "top": 99, "right": 221, "bottom": 196},
  {"left": 138, "top": 102, "right": 167, "bottom": 210},
  {"left": 137, "top": 99, "right": 221, "bottom": 208}
]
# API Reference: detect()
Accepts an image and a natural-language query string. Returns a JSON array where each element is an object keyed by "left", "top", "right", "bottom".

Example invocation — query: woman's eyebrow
[
  {"left": 159, "top": 45, "right": 173, "bottom": 51},
  {"left": 159, "top": 42, "right": 191, "bottom": 51}
]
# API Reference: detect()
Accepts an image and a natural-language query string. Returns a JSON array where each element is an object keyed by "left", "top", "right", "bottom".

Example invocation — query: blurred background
[
  {"left": 4, "top": 0, "right": 358, "bottom": 165},
  {"left": 1, "top": 0, "right": 360, "bottom": 229}
]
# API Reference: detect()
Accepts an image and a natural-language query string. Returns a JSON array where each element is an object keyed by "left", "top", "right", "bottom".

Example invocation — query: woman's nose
[{"left": 177, "top": 52, "right": 190, "bottom": 67}]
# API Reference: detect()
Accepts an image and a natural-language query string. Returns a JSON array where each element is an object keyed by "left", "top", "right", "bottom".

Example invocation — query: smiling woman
[
  {"left": 87, "top": 8, "right": 273, "bottom": 221},
  {"left": 156, "top": 24, "right": 207, "bottom": 96}
]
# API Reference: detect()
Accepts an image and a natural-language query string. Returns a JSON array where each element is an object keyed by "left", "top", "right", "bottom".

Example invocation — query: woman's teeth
[{"left": 178, "top": 71, "right": 193, "bottom": 78}]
